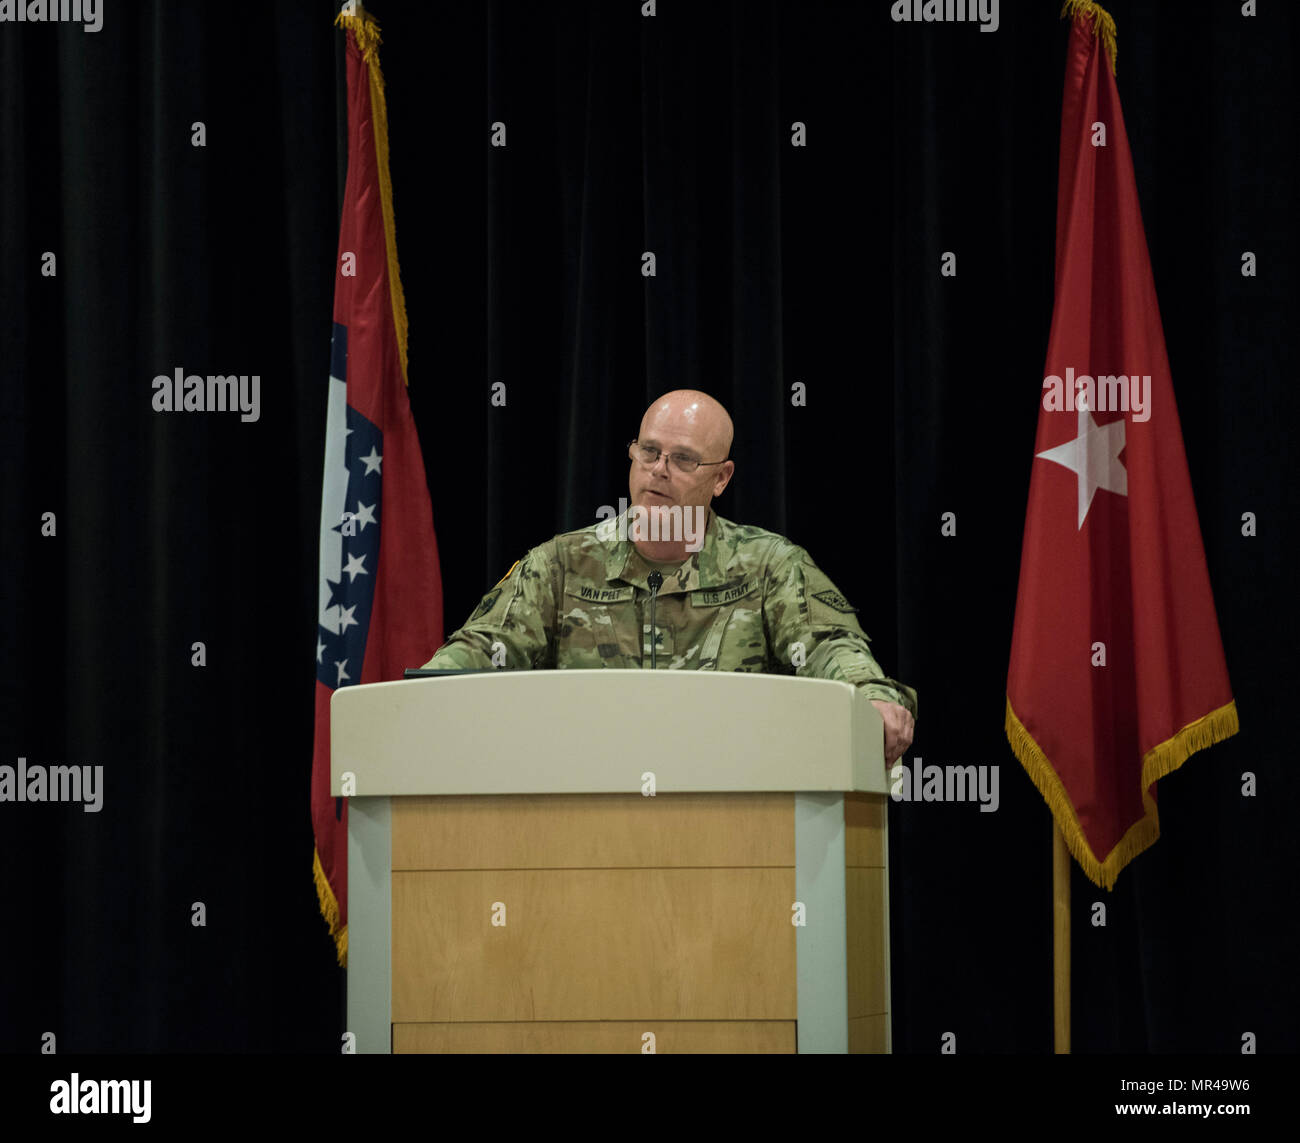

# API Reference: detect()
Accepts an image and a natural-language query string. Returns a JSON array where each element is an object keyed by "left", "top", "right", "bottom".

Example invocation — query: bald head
[
  {"left": 638, "top": 390, "right": 734, "bottom": 461},
  {"left": 626, "top": 390, "right": 735, "bottom": 563}
]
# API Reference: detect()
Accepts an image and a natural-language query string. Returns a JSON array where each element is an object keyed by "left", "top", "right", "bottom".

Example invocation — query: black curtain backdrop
[{"left": 1, "top": 0, "right": 1296, "bottom": 1060}]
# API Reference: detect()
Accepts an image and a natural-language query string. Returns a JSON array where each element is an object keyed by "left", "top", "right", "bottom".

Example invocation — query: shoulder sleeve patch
[
  {"left": 468, "top": 587, "right": 503, "bottom": 622},
  {"left": 811, "top": 588, "right": 857, "bottom": 614}
]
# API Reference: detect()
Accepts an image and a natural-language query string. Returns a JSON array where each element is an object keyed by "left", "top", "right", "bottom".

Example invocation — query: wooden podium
[{"left": 332, "top": 671, "right": 892, "bottom": 1054}]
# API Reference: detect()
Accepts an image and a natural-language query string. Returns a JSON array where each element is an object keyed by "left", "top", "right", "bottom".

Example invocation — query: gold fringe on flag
[
  {"left": 314, "top": 844, "right": 348, "bottom": 967},
  {"left": 334, "top": 3, "right": 412, "bottom": 388},
  {"left": 1005, "top": 697, "right": 1239, "bottom": 890},
  {"left": 1061, "top": 0, "right": 1118, "bottom": 76},
  {"left": 1142, "top": 701, "right": 1240, "bottom": 788}
]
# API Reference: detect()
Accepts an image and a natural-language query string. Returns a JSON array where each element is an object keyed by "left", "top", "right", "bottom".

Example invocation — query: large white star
[
  {"left": 337, "top": 604, "right": 359, "bottom": 631},
  {"left": 353, "top": 501, "right": 377, "bottom": 530},
  {"left": 342, "top": 552, "right": 369, "bottom": 582},
  {"left": 1036, "top": 408, "right": 1128, "bottom": 529},
  {"left": 360, "top": 446, "right": 383, "bottom": 475}
]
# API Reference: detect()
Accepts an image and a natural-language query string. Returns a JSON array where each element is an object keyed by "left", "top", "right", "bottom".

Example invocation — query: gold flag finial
[
  {"left": 1061, "top": 0, "right": 1117, "bottom": 75},
  {"left": 335, "top": 2, "right": 383, "bottom": 67}
]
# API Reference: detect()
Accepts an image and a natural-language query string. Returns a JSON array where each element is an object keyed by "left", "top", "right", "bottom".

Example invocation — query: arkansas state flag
[
  {"left": 312, "top": 5, "right": 443, "bottom": 965},
  {"left": 1005, "top": 1, "right": 1237, "bottom": 890}
]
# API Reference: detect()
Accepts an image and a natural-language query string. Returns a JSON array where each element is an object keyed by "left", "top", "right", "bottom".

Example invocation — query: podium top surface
[{"left": 331, "top": 671, "right": 888, "bottom": 797}]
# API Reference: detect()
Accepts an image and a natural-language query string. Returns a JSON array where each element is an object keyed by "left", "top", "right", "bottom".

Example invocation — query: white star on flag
[
  {"left": 1036, "top": 407, "right": 1128, "bottom": 529},
  {"left": 353, "top": 501, "right": 377, "bottom": 530},
  {"left": 342, "top": 552, "right": 369, "bottom": 582},
  {"left": 360, "top": 446, "right": 383, "bottom": 475}
]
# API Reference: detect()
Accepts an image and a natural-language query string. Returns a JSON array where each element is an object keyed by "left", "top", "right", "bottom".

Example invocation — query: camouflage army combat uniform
[{"left": 421, "top": 509, "right": 918, "bottom": 717}]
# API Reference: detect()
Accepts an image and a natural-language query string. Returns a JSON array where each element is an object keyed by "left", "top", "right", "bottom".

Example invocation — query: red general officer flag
[
  {"left": 1005, "top": 1, "right": 1238, "bottom": 890},
  {"left": 312, "top": 4, "right": 444, "bottom": 965}
]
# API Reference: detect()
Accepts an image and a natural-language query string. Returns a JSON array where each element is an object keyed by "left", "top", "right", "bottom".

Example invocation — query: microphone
[{"left": 647, "top": 571, "right": 663, "bottom": 670}]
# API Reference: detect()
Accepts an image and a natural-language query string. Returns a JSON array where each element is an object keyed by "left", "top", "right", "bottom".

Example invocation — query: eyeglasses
[{"left": 628, "top": 439, "right": 728, "bottom": 475}]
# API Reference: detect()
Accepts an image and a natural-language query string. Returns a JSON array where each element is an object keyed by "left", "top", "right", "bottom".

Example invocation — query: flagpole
[{"left": 1053, "top": 824, "right": 1070, "bottom": 1052}]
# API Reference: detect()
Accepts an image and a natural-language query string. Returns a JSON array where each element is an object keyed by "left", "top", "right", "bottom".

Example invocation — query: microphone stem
[
  {"left": 646, "top": 571, "right": 663, "bottom": 669},
  {"left": 649, "top": 589, "right": 657, "bottom": 670}
]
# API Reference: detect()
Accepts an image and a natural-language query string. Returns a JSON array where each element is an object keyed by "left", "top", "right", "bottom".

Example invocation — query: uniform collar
[{"left": 598, "top": 506, "right": 731, "bottom": 594}]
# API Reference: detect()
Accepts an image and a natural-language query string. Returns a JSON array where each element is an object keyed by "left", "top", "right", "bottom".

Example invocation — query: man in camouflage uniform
[{"left": 421, "top": 391, "right": 916, "bottom": 764}]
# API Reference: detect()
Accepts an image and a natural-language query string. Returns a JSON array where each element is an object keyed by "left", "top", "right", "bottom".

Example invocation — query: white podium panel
[{"left": 332, "top": 670, "right": 886, "bottom": 797}]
